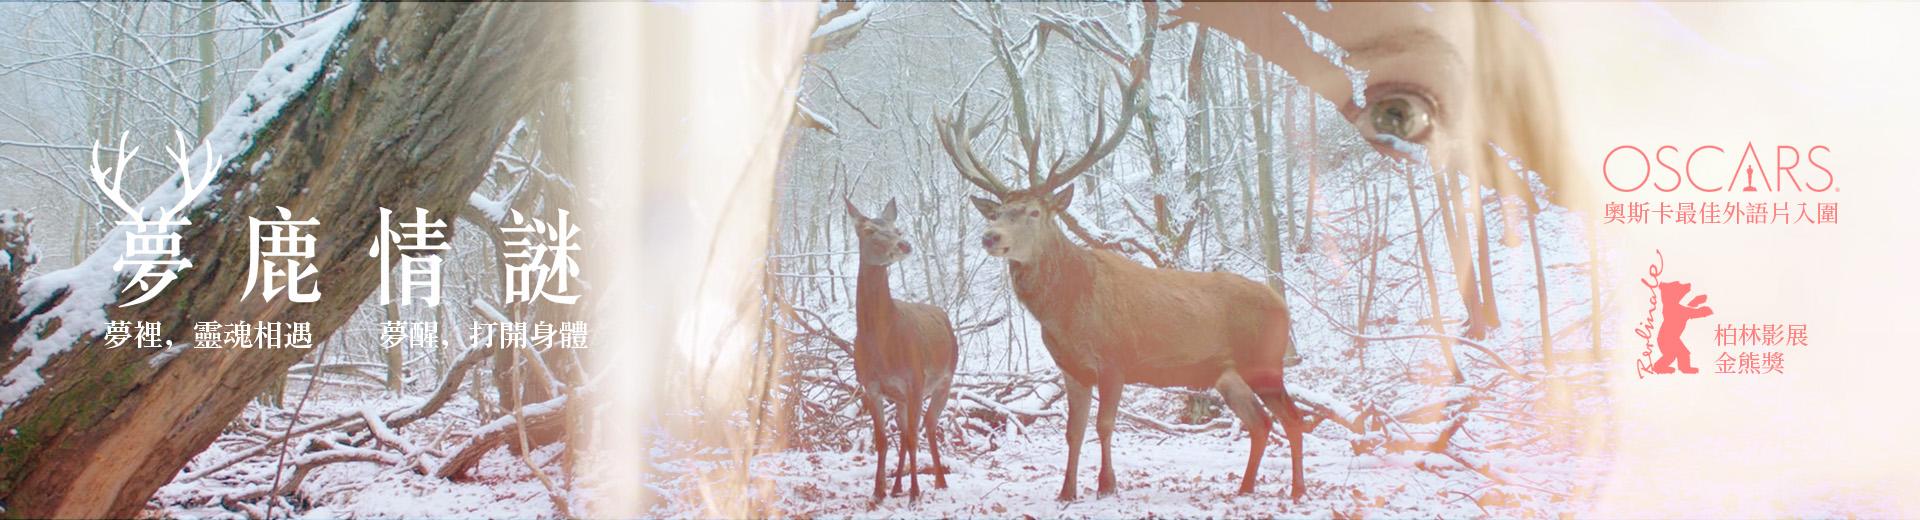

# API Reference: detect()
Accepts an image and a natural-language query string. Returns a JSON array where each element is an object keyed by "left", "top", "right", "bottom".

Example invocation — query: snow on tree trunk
[
  {"left": 0, "top": 211, "right": 34, "bottom": 351},
  {"left": 0, "top": 4, "right": 570, "bottom": 517}
]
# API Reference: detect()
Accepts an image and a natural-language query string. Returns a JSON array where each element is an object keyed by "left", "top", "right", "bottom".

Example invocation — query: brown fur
[
  {"left": 1013, "top": 242, "right": 1292, "bottom": 388},
  {"left": 981, "top": 188, "right": 1309, "bottom": 501},
  {"left": 847, "top": 200, "right": 958, "bottom": 502},
  {"left": 932, "top": 20, "right": 1304, "bottom": 494}
]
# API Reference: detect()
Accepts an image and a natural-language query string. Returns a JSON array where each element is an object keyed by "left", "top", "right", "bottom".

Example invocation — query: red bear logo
[{"left": 1651, "top": 281, "right": 1713, "bottom": 374}]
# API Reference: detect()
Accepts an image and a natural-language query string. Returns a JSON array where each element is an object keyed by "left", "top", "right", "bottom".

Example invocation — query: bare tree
[{"left": 0, "top": 4, "right": 570, "bottom": 517}]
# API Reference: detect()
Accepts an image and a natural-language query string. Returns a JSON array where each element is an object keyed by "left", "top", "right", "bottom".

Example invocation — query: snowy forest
[
  {"left": 0, "top": 2, "right": 1619, "bottom": 519},
  {"left": 654, "top": 2, "right": 1616, "bottom": 518},
  {"left": 0, "top": 3, "right": 591, "bottom": 518}
]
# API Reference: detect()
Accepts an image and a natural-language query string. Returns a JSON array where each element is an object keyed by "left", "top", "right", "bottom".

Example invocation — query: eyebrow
[{"left": 1342, "top": 26, "right": 1461, "bottom": 66}]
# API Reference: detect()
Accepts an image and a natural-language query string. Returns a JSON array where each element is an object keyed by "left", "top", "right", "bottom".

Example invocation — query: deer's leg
[
  {"left": 891, "top": 427, "right": 905, "bottom": 496},
  {"left": 1255, "top": 380, "right": 1309, "bottom": 501},
  {"left": 1095, "top": 370, "right": 1122, "bottom": 498},
  {"left": 1216, "top": 371, "right": 1271, "bottom": 495},
  {"left": 1058, "top": 375, "right": 1091, "bottom": 502},
  {"left": 924, "top": 381, "right": 952, "bottom": 489},
  {"left": 891, "top": 400, "right": 911, "bottom": 496},
  {"left": 904, "top": 387, "right": 924, "bottom": 500},
  {"left": 865, "top": 393, "right": 889, "bottom": 502}
]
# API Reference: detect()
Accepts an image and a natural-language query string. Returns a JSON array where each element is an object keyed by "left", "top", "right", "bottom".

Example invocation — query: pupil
[{"left": 1376, "top": 104, "right": 1406, "bottom": 136}]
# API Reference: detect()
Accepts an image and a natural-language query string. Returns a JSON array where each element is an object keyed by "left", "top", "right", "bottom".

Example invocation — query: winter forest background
[
  {"left": 0, "top": 3, "right": 588, "bottom": 518},
  {"left": 0, "top": 2, "right": 1618, "bottom": 518},
  {"left": 700, "top": 2, "right": 1616, "bottom": 518}
]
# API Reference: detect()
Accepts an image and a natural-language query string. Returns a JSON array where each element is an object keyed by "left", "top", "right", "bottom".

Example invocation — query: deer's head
[
  {"left": 933, "top": 31, "right": 1149, "bottom": 266},
  {"left": 846, "top": 197, "right": 912, "bottom": 267},
  {"left": 971, "top": 186, "right": 1073, "bottom": 263}
]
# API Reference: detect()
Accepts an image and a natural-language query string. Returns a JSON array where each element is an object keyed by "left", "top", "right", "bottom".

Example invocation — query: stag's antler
[
  {"left": 935, "top": 92, "right": 1014, "bottom": 199},
  {"left": 935, "top": 1, "right": 1156, "bottom": 199},
  {"left": 1034, "top": 62, "right": 1147, "bottom": 195}
]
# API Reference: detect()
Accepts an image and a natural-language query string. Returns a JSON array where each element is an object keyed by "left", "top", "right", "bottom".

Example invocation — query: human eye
[{"left": 1348, "top": 84, "right": 1441, "bottom": 155}]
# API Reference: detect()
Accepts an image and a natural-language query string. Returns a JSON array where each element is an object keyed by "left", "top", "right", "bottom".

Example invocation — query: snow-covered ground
[
  {"left": 652, "top": 411, "right": 1607, "bottom": 518},
  {"left": 149, "top": 388, "right": 567, "bottom": 519},
  {"left": 640, "top": 147, "right": 1630, "bottom": 515},
  {"left": 647, "top": 353, "right": 1613, "bottom": 519},
  {"left": 649, "top": 205, "right": 1621, "bottom": 517},
  {"left": 138, "top": 172, "right": 1622, "bottom": 519}
]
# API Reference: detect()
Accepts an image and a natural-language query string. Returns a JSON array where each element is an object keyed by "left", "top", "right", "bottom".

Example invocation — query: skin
[
  {"left": 1171, "top": 4, "right": 1468, "bottom": 164},
  {"left": 1175, "top": 2, "right": 1574, "bottom": 209},
  {"left": 846, "top": 198, "right": 958, "bottom": 503},
  {"left": 1175, "top": 0, "right": 1575, "bottom": 387}
]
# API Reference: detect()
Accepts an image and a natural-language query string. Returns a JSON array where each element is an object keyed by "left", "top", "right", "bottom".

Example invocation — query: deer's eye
[{"left": 1027, "top": 209, "right": 1040, "bottom": 218}]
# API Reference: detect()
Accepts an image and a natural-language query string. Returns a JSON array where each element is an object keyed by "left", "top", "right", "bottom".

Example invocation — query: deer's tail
[{"left": 1240, "top": 364, "right": 1303, "bottom": 427}]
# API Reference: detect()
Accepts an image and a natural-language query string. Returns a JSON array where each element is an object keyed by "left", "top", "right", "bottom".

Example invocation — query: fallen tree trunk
[
  {"left": 0, "top": 4, "right": 570, "bottom": 517},
  {"left": 435, "top": 396, "right": 569, "bottom": 481}
]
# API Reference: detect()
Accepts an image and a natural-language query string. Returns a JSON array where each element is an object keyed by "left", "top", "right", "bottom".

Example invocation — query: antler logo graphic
[{"left": 96, "top": 132, "right": 218, "bottom": 307}]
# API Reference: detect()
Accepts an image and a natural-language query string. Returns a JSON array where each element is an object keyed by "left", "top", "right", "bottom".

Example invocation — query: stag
[
  {"left": 845, "top": 197, "right": 959, "bottom": 502},
  {"left": 932, "top": 6, "right": 1308, "bottom": 500}
]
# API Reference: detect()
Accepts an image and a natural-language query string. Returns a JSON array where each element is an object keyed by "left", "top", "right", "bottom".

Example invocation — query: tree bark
[
  {"left": 1355, "top": 180, "right": 1384, "bottom": 367},
  {"left": 1470, "top": 181, "right": 1502, "bottom": 328},
  {"left": 196, "top": 1, "right": 217, "bottom": 137},
  {"left": 385, "top": 299, "right": 404, "bottom": 393},
  {"left": 1242, "top": 50, "right": 1298, "bottom": 363},
  {"left": 1528, "top": 196, "right": 1555, "bottom": 372},
  {"left": 0, "top": 4, "right": 569, "bottom": 517},
  {"left": 0, "top": 212, "right": 34, "bottom": 351},
  {"left": 1244, "top": 52, "right": 1278, "bottom": 289},
  {"left": 1400, "top": 165, "right": 1465, "bottom": 384},
  {"left": 1281, "top": 84, "right": 1297, "bottom": 248},
  {"left": 1183, "top": 27, "right": 1211, "bottom": 194},
  {"left": 1433, "top": 168, "right": 1489, "bottom": 339},
  {"left": 1298, "top": 94, "right": 1319, "bottom": 254}
]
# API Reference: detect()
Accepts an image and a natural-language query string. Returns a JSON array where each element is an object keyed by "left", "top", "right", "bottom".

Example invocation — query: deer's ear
[
  {"left": 844, "top": 197, "right": 868, "bottom": 222},
  {"left": 881, "top": 198, "right": 899, "bottom": 222},
  {"left": 970, "top": 196, "right": 1000, "bottom": 218},
  {"left": 1049, "top": 185, "right": 1076, "bottom": 211}
]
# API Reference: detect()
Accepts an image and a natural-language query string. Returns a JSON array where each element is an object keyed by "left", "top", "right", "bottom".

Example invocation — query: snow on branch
[
  {"left": 175, "top": 346, "right": 492, "bottom": 486},
  {"left": 795, "top": 101, "right": 839, "bottom": 136},
  {"left": 811, "top": 1, "right": 877, "bottom": 53},
  {"left": 0, "top": 4, "right": 362, "bottom": 416}
]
